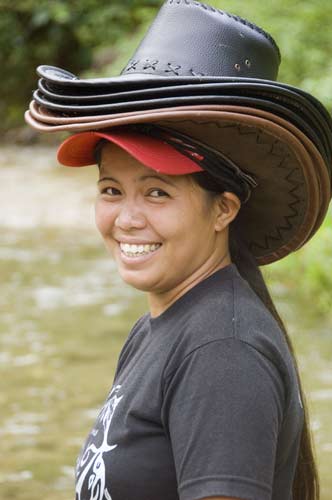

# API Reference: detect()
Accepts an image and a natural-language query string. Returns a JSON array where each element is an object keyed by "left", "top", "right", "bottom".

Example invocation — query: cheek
[
  {"left": 94, "top": 200, "right": 116, "bottom": 237},
  {"left": 171, "top": 205, "right": 213, "bottom": 250},
  {"left": 159, "top": 208, "right": 197, "bottom": 249}
]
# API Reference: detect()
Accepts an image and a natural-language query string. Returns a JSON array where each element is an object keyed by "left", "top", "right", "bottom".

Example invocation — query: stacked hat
[{"left": 25, "top": 0, "right": 332, "bottom": 265}]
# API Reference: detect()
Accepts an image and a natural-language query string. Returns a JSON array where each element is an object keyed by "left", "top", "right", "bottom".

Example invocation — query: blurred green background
[{"left": 0, "top": 1, "right": 331, "bottom": 499}]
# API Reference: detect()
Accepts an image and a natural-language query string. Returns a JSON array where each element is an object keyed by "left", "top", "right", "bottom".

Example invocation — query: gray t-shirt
[{"left": 75, "top": 264, "right": 303, "bottom": 500}]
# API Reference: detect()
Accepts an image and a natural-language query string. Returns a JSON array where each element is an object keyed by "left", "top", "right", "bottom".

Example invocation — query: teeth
[{"left": 120, "top": 242, "right": 161, "bottom": 256}]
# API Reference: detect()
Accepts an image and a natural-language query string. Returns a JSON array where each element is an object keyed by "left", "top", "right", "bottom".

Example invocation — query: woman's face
[{"left": 95, "top": 143, "right": 234, "bottom": 299}]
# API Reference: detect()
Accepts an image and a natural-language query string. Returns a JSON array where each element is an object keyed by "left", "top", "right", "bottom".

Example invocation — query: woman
[
  {"left": 25, "top": 1, "right": 332, "bottom": 499},
  {"left": 55, "top": 124, "right": 318, "bottom": 500}
]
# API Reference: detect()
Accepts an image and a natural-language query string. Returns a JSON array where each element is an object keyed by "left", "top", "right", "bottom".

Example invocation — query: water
[{"left": 1, "top": 145, "right": 331, "bottom": 499}]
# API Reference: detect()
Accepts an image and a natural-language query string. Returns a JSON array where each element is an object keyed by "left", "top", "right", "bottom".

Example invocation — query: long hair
[{"left": 192, "top": 171, "right": 320, "bottom": 500}]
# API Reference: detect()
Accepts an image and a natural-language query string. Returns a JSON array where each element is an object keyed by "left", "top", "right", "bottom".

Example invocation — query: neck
[{"left": 148, "top": 251, "right": 231, "bottom": 318}]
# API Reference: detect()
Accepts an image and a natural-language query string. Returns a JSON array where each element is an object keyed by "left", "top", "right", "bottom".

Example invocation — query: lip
[{"left": 116, "top": 238, "right": 162, "bottom": 245}]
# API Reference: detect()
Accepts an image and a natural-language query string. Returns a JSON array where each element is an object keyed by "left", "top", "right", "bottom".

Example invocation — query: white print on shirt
[{"left": 76, "top": 385, "right": 123, "bottom": 500}]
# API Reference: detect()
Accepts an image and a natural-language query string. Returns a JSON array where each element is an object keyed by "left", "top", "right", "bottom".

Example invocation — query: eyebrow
[
  {"left": 98, "top": 176, "right": 118, "bottom": 184},
  {"left": 98, "top": 174, "right": 177, "bottom": 187}
]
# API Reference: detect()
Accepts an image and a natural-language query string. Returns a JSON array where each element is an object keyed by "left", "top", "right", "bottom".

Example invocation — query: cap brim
[{"left": 57, "top": 129, "right": 203, "bottom": 175}]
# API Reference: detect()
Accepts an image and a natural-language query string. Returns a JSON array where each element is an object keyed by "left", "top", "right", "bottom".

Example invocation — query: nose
[{"left": 115, "top": 201, "right": 146, "bottom": 231}]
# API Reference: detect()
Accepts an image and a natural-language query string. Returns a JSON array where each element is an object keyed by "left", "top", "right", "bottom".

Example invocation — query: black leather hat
[{"left": 25, "top": 0, "right": 332, "bottom": 265}]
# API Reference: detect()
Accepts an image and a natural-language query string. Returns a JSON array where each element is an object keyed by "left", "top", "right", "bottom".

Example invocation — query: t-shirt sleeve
[{"left": 161, "top": 338, "right": 285, "bottom": 500}]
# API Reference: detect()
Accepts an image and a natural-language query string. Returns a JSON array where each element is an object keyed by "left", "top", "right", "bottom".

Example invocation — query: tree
[{"left": 0, "top": 0, "right": 161, "bottom": 131}]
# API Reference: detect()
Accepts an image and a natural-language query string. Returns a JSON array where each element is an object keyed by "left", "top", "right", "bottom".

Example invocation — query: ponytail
[{"left": 229, "top": 225, "right": 320, "bottom": 500}]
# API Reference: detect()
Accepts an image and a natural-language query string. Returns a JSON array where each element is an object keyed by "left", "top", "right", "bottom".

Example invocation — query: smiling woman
[
  {"left": 94, "top": 142, "right": 240, "bottom": 315},
  {"left": 56, "top": 123, "right": 315, "bottom": 500},
  {"left": 24, "top": 1, "right": 332, "bottom": 499}
]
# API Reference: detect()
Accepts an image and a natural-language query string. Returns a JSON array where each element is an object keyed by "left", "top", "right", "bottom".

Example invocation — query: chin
[{"left": 118, "top": 268, "right": 160, "bottom": 293}]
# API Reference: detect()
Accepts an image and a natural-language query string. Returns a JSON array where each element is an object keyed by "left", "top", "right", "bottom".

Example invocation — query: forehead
[
  {"left": 98, "top": 142, "right": 191, "bottom": 188},
  {"left": 98, "top": 142, "right": 145, "bottom": 175}
]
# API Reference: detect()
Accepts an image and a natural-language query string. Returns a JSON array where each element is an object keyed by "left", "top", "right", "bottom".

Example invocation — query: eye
[
  {"left": 100, "top": 186, "right": 122, "bottom": 196},
  {"left": 148, "top": 188, "right": 169, "bottom": 198}
]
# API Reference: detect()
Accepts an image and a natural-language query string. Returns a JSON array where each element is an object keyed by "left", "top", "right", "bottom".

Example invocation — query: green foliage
[{"left": 0, "top": 0, "right": 161, "bottom": 130}]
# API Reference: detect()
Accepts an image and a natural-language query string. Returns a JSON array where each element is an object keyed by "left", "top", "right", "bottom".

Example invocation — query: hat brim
[
  {"left": 57, "top": 129, "right": 203, "bottom": 175},
  {"left": 34, "top": 66, "right": 328, "bottom": 111},
  {"left": 37, "top": 66, "right": 332, "bottom": 145},
  {"left": 30, "top": 88, "right": 332, "bottom": 166}
]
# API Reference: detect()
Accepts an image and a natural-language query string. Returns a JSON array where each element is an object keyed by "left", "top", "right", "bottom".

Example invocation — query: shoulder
[
  {"left": 191, "top": 266, "right": 290, "bottom": 363},
  {"left": 164, "top": 264, "right": 286, "bottom": 353},
  {"left": 160, "top": 265, "right": 293, "bottom": 389}
]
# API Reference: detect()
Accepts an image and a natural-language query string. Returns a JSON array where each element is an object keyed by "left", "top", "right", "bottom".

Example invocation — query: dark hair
[
  {"left": 191, "top": 171, "right": 320, "bottom": 500},
  {"left": 94, "top": 138, "right": 108, "bottom": 166}
]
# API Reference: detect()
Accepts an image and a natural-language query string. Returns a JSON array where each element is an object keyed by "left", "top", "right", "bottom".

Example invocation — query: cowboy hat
[{"left": 24, "top": 0, "right": 332, "bottom": 265}]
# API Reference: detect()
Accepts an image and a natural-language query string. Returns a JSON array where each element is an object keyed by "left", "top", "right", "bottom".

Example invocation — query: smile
[{"left": 119, "top": 242, "right": 162, "bottom": 257}]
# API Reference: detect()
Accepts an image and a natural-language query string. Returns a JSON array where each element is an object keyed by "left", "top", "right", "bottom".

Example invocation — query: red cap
[{"left": 57, "top": 129, "right": 204, "bottom": 175}]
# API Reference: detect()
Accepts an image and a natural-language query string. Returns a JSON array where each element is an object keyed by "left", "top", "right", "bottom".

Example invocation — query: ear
[{"left": 214, "top": 192, "right": 241, "bottom": 232}]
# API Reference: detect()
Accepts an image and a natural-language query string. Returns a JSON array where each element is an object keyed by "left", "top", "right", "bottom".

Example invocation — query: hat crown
[{"left": 121, "top": 0, "right": 281, "bottom": 80}]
